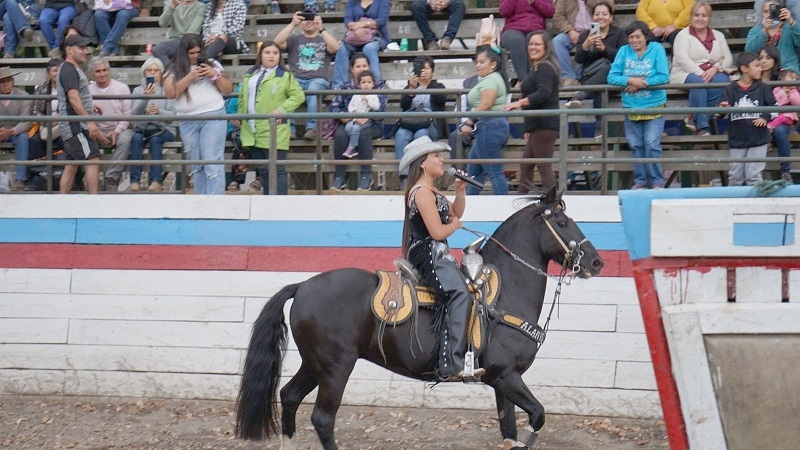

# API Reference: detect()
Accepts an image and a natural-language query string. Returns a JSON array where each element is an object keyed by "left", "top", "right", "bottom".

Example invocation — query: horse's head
[{"left": 534, "top": 187, "right": 604, "bottom": 278}]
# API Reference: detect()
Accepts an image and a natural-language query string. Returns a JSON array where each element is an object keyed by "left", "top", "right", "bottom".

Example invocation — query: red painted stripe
[
  {"left": 632, "top": 262, "right": 689, "bottom": 450},
  {"left": 0, "top": 244, "right": 631, "bottom": 276}
]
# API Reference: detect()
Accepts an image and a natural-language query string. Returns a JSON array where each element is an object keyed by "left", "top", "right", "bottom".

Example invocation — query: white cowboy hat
[
  {"left": 0, "top": 66, "right": 21, "bottom": 80},
  {"left": 398, "top": 136, "right": 451, "bottom": 172}
]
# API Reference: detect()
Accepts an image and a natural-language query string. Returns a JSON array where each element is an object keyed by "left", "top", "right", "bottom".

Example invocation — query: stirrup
[
  {"left": 442, "top": 368, "right": 485, "bottom": 382},
  {"left": 394, "top": 258, "right": 420, "bottom": 283}
]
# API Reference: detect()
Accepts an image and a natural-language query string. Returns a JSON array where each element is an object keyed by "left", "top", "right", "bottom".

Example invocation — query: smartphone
[
  {"left": 413, "top": 59, "right": 424, "bottom": 77},
  {"left": 145, "top": 76, "right": 155, "bottom": 87},
  {"left": 195, "top": 56, "right": 208, "bottom": 66},
  {"left": 590, "top": 22, "right": 600, "bottom": 35}
]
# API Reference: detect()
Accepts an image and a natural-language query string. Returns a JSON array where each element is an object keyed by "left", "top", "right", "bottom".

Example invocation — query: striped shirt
[{"left": 57, "top": 61, "right": 94, "bottom": 140}]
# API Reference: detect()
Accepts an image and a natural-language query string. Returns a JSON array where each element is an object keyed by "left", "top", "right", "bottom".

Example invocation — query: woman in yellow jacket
[
  {"left": 238, "top": 41, "right": 305, "bottom": 194},
  {"left": 636, "top": 0, "right": 694, "bottom": 44}
]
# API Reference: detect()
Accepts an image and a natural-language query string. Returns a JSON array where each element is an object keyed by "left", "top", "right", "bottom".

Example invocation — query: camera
[
  {"left": 300, "top": 8, "right": 316, "bottom": 21},
  {"left": 589, "top": 22, "right": 600, "bottom": 35},
  {"left": 770, "top": 3, "right": 785, "bottom": 22},
  {"left": 413, "top": 59, "right": 424, "bottom": 77},
  {"left": 195, "top": 56, "right": 208, "bottom": 66}
]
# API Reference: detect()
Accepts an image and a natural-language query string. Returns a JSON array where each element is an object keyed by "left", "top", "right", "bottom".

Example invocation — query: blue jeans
[
  {"left": 552, "top": 32, "right": 581, "bottom": 81},
  {"left": 296, "top": 76, "right": 329, "bottom": 131},
  {"left": 410, "top": 0, "right": 465, "bottom": 42},
  {"left": 2, "top": 0, "right": 33, "bottom": 54},
  {"left": 332, "top": 37, "right": 388, "bottom": 86},
  {"left": 10, "top": 132, "right": 30, "bottom": 182},
  {"left": 95, "top": 8, "right": 140, "bottom": 54},
  {"left": 250, "top": 147, "right": 288, "bottom": 195},
  {"left": 773, "top": 123, "right": 795, "bottom": 174},
  {"left": 685, "top": 72, "right": 729, "bottom": 131},
  {"left": 624, "top": 115, "right": 665, "bottom": 187},
  {"left": 40, "top": 6, "right": 77, "bottom": 50},
  {"left": 466, "top": 117, "right": 509, "bottom": 195},
  {"left": 129, "top": 129, "right": 175, "bottom": 184},
  {"left": 305, "top": 0, "right": 337, "bottom": 8},
  {"left": 179, "top": 108, "right": 227, "bottom": 195},
  {"left": 394, "top": 124, "right": 439, "bottom": 176}
]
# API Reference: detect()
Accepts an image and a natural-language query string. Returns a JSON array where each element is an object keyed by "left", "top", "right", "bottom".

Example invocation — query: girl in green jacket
[{"left": 237, "top": 41, "right": 305, "bottom": 194}]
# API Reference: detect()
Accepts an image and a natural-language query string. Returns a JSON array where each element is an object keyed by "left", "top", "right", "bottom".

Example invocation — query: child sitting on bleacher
[
  {"left": 768, "top": 69, "right": 800, "bottom": 183},
  {"left": 343, "top": 70, "right": 380, "bottom": 158}
]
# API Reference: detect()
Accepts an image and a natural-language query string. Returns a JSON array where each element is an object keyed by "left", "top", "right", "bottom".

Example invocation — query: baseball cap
[{"left": 63, "top": 35, "right": 94, "bottom": 48}]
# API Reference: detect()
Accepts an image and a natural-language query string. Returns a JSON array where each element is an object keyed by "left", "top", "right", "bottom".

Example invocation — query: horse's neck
[{"left": 482, "top": 235, "right": 549, "bottom": 321}]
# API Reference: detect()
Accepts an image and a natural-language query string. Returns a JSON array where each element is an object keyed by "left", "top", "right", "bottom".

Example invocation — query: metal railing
[{"left": 3, "top": 82, "right": 800, "bottom": 194}]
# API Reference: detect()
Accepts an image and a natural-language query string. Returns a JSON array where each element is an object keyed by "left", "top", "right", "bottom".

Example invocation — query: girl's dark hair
[
  {"left": 168, "top": 33, "right": 204, "bottom": 83},
  {"left": 209, "top": 0, "right": 222, "bottom": 19},
  {"left": 401, "top": 157, "right": 426, "bottom": 254},
  {"left": 760, "top": 44, "right": 782, "bottom": 80},
  {"left": 356, "top": 70, "right": 375, "bottom": 84},
  {"left": 474, "top": 45, "right": 510, "bottom": 92},
  {"left": 624, "top": 20, "right": 654, "bottom": 42},
  {"left": 778, "top": 69, "right": 799, "bottom": 80},
  {"left": 253, "top": 41, "right": 288, "bottom": 71},
  {"left": 592, "top": 1, "right": 614, "bottom": 15},
  {"left": 527, "top": 31, "right": 560, "bottom": 81},
  {"left": 350, "top": 52, "right": 368, "bottom": 68}
]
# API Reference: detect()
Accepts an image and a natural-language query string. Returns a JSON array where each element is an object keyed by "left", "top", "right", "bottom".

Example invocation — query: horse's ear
[{"left": 544, "top": 186, "right": 559, "bottom": 205}]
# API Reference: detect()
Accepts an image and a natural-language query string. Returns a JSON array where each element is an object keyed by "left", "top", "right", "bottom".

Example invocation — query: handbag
[
  {"left": 343, "top": 17, "right": 378, "bottom": 47},
  {"left": 397, "top": 106, "right": 432, "bottom": 132},
  {"left": 581, "top": 57, "right": 611, "bottom": 82},
  {"left": 135, "top": 122, "right": 165, "bottom": 139}
]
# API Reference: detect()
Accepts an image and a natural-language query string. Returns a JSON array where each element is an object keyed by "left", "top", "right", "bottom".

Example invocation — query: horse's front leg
[{"left": 491, "top": 373, "right": 545, "bottom": 449}]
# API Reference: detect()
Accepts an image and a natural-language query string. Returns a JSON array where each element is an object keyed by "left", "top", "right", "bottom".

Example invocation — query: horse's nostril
[{"left": 593, "top": 259, "right": 604, "bottom": 268}]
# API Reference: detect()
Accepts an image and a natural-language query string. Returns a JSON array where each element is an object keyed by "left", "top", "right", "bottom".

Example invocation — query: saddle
[{"left": 370, "top": 259, "right": 500, "bottom": 354}]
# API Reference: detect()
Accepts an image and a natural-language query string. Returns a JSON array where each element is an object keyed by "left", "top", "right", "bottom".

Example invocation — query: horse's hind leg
[
  {"left": 491, "top": 373, "right": 545, "bottom": 448},
  {"left": 279, "top": 362, "right": 318, "bottom": 449},
  {"left": 310, "top": 358, "right": 358, "bottom": 450}
]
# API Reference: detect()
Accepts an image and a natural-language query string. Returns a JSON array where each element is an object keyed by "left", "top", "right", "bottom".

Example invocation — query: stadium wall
[{"left": 0, "top": 195, "right": 660, "bottom": 418}]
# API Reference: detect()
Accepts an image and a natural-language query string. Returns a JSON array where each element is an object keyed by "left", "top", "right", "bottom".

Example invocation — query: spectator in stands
[
  {"left": 40, "top": 0, "right": 78, "bottom": 59},
  {"left": 87, "top": 56, "right": 133, "bottom": 191},
  {"left": 719, "top": 52, "right": 775, "bottom": 186},
  {"left": 57, "top": 35, "right": 101, "bottom": 194},
  {"left": 499, "top": 0, "right": 555, "bottom": 82},
  {"left": 552, "top": 0, "right": 609, "bottom": 87},
  {"left": 759, "top": 44, "right": 782, "bottom": 81},
  {"left": 328, "top": 52, "right": 387, "bottom": 191},
  {"left": 746, "top": 1, "right": 800, "bottom": 73},
  {"left": 449, "top": 74, "right": 478, "bottom": 171},
  {"left": 225, "top": 83, "right": 253, "bottom": 191},
  {"left": 331, "top": 0, "right": 390, "bottom": 86},
  {"left": 670, "top": 2, "right": 734, "bottom": 137},
  {"left": 566, "top": 1, "right": 625, "bottom": 139},
  {"left": 202, "top": 0, "right": 249, "bottom": 60},
  {"left": 237, "top": 41, "right": 305, "bottom": 195},
  {"left": 607, "top": 21, "right": 669, "bottom": 190},
  {"left": 754, "top": 0, "right": 800, "bottom": 27},
  {"left": 1, "top": 0, "right": 36, "bottom": 58},
  {"left": 768, "top": 69, "right": 800, "bottom": 183},
  {"left": 274, "top": 9, "right": 339, "bottom": 141},
  {"left": 95, "top": 0, "right": 141, "bottom": 56},
  {"left": 153, "top": 0, "right": 206, "bottom": 67},
  {"left": 29, "top": 58, "right": 64, "bottom": 182},
  {"left": 503, "top": 31, "right": 560, "bottom": 193},
  {"left": 0, "top": 67, "right": 31, "bottom": 190},
  {"left": 410, "top": 0, "right": 465, "bottom": 51},
  {"left": 163, "top": 33, "right": 233, "bottom": 195},
  {"left": 394, "top": 56, "right": 447, "bottom": 189},
  {"left": 635, "top": 0, "right": 692, "bottom": 45},
  {"left": 459, "top": 45, "right": 510, "bottom": 195},
  {"left": 343, "top": 70, "right": 380, "bottom": 158},
  {"left": 128, "top": 57, "right": 176, "bottom": 192}
]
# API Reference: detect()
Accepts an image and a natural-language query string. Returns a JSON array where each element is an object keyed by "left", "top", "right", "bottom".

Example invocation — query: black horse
[{"left": 236, "top": 188, "right": 605, "bottom": 449}]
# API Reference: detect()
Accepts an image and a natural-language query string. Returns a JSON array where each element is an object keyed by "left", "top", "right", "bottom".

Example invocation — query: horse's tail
[{"left": 236, "top": 282, "right": 300, "bottom": 440}]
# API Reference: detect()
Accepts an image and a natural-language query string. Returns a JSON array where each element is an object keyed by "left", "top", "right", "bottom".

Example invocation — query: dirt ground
[{"left": 0, "top": 395, "right": 668, "bottom": 449}]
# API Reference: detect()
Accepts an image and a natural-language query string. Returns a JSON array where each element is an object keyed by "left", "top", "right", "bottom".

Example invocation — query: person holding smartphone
[
  {"left": 567, "top": 1, "right": 627, "bottom": 139},
  {"left": 746, "top": 0, "right": 800, "bottom": 74},
  {"left": 551, "top": 0, "right": 609, "bottom": 86},
  {"left": 128, "top": 57, "right": 176, "bottom": 192},
  {"left": 393, "top": 55, "right": 447, "bottom": 189}
]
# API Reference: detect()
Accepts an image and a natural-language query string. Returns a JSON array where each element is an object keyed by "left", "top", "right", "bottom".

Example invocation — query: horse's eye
[{"left": 558, "top": 221, "right": 566, "bottom": 227}]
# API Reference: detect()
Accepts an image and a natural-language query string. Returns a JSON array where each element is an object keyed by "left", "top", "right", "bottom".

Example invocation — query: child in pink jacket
[{"left": 768, "top": 69, "right": 800, "bottom": 130}]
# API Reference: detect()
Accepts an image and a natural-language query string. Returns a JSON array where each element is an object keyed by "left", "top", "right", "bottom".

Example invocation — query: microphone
[{"left": 448, "top": 167, "right": 484, "bottom": 191}]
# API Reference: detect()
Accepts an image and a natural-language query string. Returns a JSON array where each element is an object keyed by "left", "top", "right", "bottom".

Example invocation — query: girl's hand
[
  {"left": 753, "top": 118, "right": 768, "bottom": 127},
  {"left": 143, "top": 83, "right": 156, "bottom": 94},
  {"left": 719, "top": 101, "right": 730, "bottom": 107},
  {"left": 459, "top": 123, "right": 473, "bottom": 135},
  {"left": 146, "top": 103, "right": 159, "bottom": 115},
  {"left": 594, "top": 39, "right": 605, "bottom": 52},
  {"left": 700, "top": 66, "right": 719, "bottom": 83},
  {"left": 451, "top": 170, "right": 468, "bottom": 190},
  {"left": 502, "top": 101, "right": 521, "bottom": 111}
]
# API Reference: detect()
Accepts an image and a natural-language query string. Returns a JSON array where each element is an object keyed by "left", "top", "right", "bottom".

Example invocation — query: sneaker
[
  {"left": 128, "top": 182, "right": 141, "bottom": 192},
  {"left": 305, "top": 4, "right": 319, "bottom": 13},
  {"left": 357, "top": 174, "right": 372, "bottom": 191},
  {"left": 10, "top": 180, "right": 26, "bottom": 191},
  {"left": 781, "top": 172, "right": 794, "bottom": 183},
  {"left": 323, "top": 4, "right": 336, "bottom": 12},
  {"left": 562, "top": 78, "right": 580, "bottom": 87},
  {"left": 564, "top": 98, "right": 582, "bottom": 109},
  {"left": 330, "top": 176, "right": 346, "bottom": 190},
  {"left": 427, "top": 40, "right": 439, "bottom": 51},
  {"left": 631, "top": 183, "right": 645, "bottom": 190},
  {"left": 105, "top": 178, "right": 119, "bottom": 192},
  {"left": 270, "top": 0, "right": 280, "bottom": 14},
  {"left": 148, "top": 181, "right": 163, "bottom": 192},
  {"left": 684, "top": 116, "right": 697, "bottom": 132},
  {"left": 21, "top": 28, "right": 33, "bottom": 42},
  {"left": 695, "top": 128, "right": 711, "bottom": 137},
  {"left": 440, "top": 36, "right": 452, "bottom": 50},
  {"left": 48, "top": 48, "right": 61, "bottom": 59},
  {"left": 652, "top": 184, "right": 664, "bottom": 189},
  {"left": 303, "top": 128, "right": 318, "bottom": 141},
  {"left": 343, "top": 146, "right": 358, "bottom": 158},
  {"left": 2, "top": 52, "right": 13, "bottom": 59},
  {"left": 593, "top": 122, "right": 603, "bottom": 139}
]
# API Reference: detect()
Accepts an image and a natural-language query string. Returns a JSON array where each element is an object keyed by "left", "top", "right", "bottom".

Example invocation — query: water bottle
[
  {"left": 271, "top": 0, "right": 280, "bottom": 14},
  {"left": 400, "top": 38, "right": 409, "bottom": 51}
]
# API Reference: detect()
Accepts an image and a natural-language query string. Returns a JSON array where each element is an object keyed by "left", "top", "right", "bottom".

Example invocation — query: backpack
[{"left": 475, "top": 14, "right": 500, "bottom": 47}]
